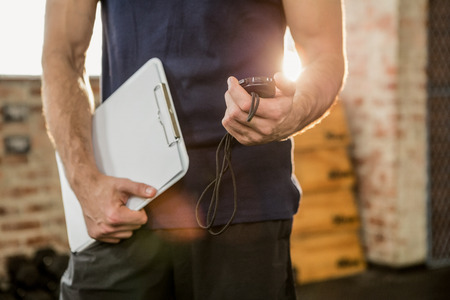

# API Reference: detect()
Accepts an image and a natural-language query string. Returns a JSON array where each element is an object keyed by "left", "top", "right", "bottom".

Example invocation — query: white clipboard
[{"left": 55, "top": 58, "right": 189, "bottom": 253}]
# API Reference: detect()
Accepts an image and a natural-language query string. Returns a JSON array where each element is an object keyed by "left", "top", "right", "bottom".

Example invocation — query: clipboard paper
[{"left": 56, "top": 58, "right": 189, "bottom": 252}]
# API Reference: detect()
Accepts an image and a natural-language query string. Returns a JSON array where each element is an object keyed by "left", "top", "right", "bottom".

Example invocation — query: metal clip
[{"left": 154, "top": 83, "right": 180, "bottom": 146}]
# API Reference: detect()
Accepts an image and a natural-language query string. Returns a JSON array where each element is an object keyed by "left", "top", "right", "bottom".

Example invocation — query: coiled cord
[{"left": 195, "top": 92, "right": 260, "bottom": 235}]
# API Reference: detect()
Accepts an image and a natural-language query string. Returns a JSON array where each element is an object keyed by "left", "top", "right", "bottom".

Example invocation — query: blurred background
[{"left": 0, "top": 0, "right": 449, "bottom": 299}]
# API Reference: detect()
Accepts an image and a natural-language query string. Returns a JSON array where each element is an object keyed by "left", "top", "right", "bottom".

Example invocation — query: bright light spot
[
  {"left": 0, "top": 0, "right": 102, "bottom": 76},
  {"left": 2, "top": 3, "right": 300, "bottom": 80},
  {"left": 283, "top": 51, "right": 302, "bottom": 81},
  {"left": 283, "top": 28, "right": 302, "bottom": 81}
]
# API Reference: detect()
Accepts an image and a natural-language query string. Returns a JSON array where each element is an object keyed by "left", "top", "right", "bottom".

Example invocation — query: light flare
[{"left": 283, "top": 28, "right": 303, "bottom": 81}]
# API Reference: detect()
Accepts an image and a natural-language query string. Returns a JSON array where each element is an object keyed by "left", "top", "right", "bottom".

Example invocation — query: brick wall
[
  {"left": 341, "top": 0, "right": 428, "bottom": 266},
  {"left": 0, "top": 77, "right": 100, "bottom": 278},
  {"left": 0, "top": 0, "right": 430, "bottom": 278}
]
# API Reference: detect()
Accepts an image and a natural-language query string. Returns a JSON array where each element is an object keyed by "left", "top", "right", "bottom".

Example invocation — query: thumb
[
  {"left": 118, "top": 178, "right": 157, "bottom": 199},
  {"left": 274, "top": 72, "right": 296, "bottom": 96},
  {"left": 116, "top": 204, "right": 148, "bottom": 225}
]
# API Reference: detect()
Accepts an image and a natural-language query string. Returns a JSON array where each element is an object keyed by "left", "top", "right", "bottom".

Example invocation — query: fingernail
[
  {"left": 145, "top": 187, "right": 154, "bottom": 196},
  {"left": 227, "top": 76, "right": 233, "bottom": 88}
]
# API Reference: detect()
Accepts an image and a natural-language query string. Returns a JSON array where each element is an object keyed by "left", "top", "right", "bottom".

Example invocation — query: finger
[
  {"left": 88, "top": 213, "right": 144, "bottom": 232},
  {"left": 117, "top": 178, "right": 157, "bottom": 199},
  {"left": 108, "top": 219, "right": 144, "bottom": 231},
  {"left": 274, "top": 72, "right": 296, "bottom": 96},
  {"left": 103, "top": 229, "right": 135, "bottom": 239},
  {"left": 113, "top": 178, "right": 155, "bottom": 224},
  {"left": 97, "top": 229, "right": 135, "bottom": 244},
  {"left": 223, "top": 92, "right": 270, "bottom": 135},
  {"left": 114, "top": 205, "right": 148, "bottom": 226},
  {"left": 224, "top": 91, "right": 254, "bottom": 126},
  {"left": 98, "top": 199, "right": 148, "bottom": 228},
  {"left": 222, "top": 115, "right": 265, "bottom": 145},
  {"left": 227, "top": 76, "right": 281, "bottom": 123},
  {"left": 226, "top": 76, "right": 253, "bottom": 113},
  {"left": 98, "top": 237, "right": 121, "bottom": 244}
]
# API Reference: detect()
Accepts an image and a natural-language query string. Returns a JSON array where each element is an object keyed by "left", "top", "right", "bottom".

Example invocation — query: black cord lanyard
[
  {"left": 196, "top": 77, "right": 274, "bottom": 235},
  {"left": 195, "top": 132, "right": 237, "bottom": 235},
  {"left": 247, "top": 92, "right": 260, "bottom": 122}
]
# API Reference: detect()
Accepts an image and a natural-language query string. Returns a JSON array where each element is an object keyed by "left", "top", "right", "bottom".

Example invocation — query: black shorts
[{"left": 60, "top": 220, "right": 296, "bottom": 300}]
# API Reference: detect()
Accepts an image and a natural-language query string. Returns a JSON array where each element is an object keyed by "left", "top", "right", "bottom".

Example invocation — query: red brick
[
  {"left": 30, "top": 104, "right": 43, "bottom": 113},
  {"left": 26, "top": 235, "right": 52, "bottom": 247},
  {"left": 2, "top": 220, "right": 41, "bottom": 231},
  {"left": 0, "top": 239, "right": 20, "bottom": 249},
  {"left": 29, "top": 86, "right": 42, "bottom": 97},
  {"left": 3, "top": 154, "right": 29, "bottom": 165},
  {"left": 54, "top": 217, "right": 68, "bottom": 226},
  {"left": 0, "top": 85, "right": 25, "bottom": 98},
  {"left": 4, "top": 186, "right": 39, "bottom": 198},
  {"left": 0, "top": 206, "right": 19, "bottom": 216},
  {"left": 23, "top": 169, "right": 53, "bottom": 180},
  {"left": 25, "top": 203, "right": 53, "bottom": 213}
]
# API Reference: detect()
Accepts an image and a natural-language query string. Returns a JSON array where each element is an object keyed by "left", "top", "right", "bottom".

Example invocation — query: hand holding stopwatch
[
  {"left": 238, "top": 76, "right": 276, "bottom": 97},
  {"left": 196, "top": 76, "right": 276, "bottom": 235},
  {"left": 238, "top": 77, "right": 276, "bottom": 121}
]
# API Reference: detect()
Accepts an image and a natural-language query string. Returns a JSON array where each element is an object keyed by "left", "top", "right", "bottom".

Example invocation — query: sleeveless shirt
[{"left": 100, "top": 0, "right": 300, "bottom": 228}]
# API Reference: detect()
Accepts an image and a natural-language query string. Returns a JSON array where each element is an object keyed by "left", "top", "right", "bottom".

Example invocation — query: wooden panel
[
  {"left": 291, "top": 230, "right": 366, "bottom": 284},
  {"left": 294, "top": 147, "right": 355, "bottom": 193},
  {"left": 292, "top": 188, "right": 360, "bottom": 234},
  {"left": 293, "top": 101, "right": 351, "bottom": 151},
  {"left": 290, "top": 100, "right": 365, "bottom": 283}
]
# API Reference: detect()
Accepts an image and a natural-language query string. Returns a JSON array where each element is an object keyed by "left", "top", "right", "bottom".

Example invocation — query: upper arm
[
  {"left": 282, "top": 0, "right": 344, "bottom": 66},
  {"left": 42, "top": 0, "right": 99, "bottom": 74}
]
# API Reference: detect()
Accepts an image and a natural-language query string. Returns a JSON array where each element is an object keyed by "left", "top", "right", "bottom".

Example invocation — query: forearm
[
  {"left": 283, "top": 0, "right": 346, "bottom": 135},
  {"left": 41, "top": 0, "right": 153, "bottom": 242},
  {"left": 41, "top": 55, "right": 98, "bottom": 186},
  {"left": 291, "top": 52, "right": 346, "bottom": 134},
  {"left": 41, "top": 0, "right": 100, "bottom": 188}
]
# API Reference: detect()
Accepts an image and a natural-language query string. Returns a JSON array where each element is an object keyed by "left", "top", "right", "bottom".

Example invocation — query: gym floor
[{"left": 295, "top": 264, "right": 450, "bottom": 300}]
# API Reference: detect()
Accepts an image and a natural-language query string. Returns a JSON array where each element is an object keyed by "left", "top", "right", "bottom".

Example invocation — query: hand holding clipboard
[{"left": 56, "top": 58, "right": 189, "bottom": 252}]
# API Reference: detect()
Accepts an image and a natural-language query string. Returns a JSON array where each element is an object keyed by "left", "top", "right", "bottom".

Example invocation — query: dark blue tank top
[{"left": 100, "top": 0, "right": 300, "bottom": 228}]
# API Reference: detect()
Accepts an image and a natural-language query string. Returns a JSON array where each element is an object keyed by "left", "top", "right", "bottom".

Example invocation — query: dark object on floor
[
  {"left": 2, "top": 247, "right": 69, "bottom": 300},
  {"left": 296, "top": 264, "right": 450, "bottom": 300}
]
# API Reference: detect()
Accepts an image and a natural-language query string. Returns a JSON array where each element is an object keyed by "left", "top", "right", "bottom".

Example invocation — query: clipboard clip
[{"left": 154, "top": 83, "right": 181, "bottom": 146}]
